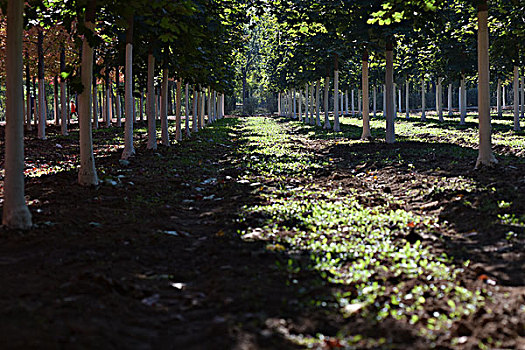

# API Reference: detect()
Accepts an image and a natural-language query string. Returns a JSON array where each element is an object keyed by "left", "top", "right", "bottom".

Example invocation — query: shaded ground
[{"left": 0, "top": 115, "right": 523, "bottom": 349}]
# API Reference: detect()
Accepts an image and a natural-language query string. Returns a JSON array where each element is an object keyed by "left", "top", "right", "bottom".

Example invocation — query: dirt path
[{"left": 0, "top": 117, "right": 523, "bottom": 349}]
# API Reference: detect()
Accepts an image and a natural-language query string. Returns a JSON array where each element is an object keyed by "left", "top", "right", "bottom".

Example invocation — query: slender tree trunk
[
  {"left": 176, "top": 79, "right": 182, "bottom": 141},
  {"left": 25, "top": 51, "right": 31, "bottom": 131},
  {"left": 278, "top": 92, "right": 281, "bottom": 115},
  {"left": 92, "top": 75, "right": 98, "bottom": 129},
  {"left": 192, "top": 86, "right": 198, "bottom": 133},
  {"left": 185, "top": 83, "right": 191, "bottom": 136},
  {"left": 221, "top": 94, "right": 225, "bottom": 118},
  {"left": 358, "top": 89, "right": 362, "bottom": 117},
  {"left": 60, "top": 48, "right": 68, "bottom": 135},
  {"left": 476, "top": 1, "right": 497, "bottom": 168},
  {"left": 383, "top": 84, "right": 386, "bottom": 115},
  {"left": 315, "top": 79, "right": 321, "bottom": 126},
  {"left": 3, "top": 0, "right": 32, "bottom": 229},
  {"left": 373, "top": 85, "right": 377, "bottom": 118},
  {"left": 345, "top": 89, "right": 349, "bottom": 115},
  {"left": 122, "top": 16, "right": 135, "bottom": 159},
  {"left": 309, "top": 83, "right": 315, "bottom": 125},
  {"left": 147, "top": 52, "right": 156, "bottom": 149},
  {"left": 385, "top": 40, "right": 395, "bottom": 144},
  {"left": 405, "top": 80, "right": 410, "bottom": 119},
  {"left": 351, "top": 89, "right": 355, "bottom": 116},
  {"left": 361, "top": 50, "right": 371, "bottom": 139},
  {"left": 53, "top": 76, "right": 59, "bottom": 126},
  {"left": 324, "top": 77, "right": 331, "bottom": 129},
  {"left": 305, "top": 84, "right": 310, "bottom": 124},
  {"left": 497, "top": 78, "right": 502, "bottom": 118},
  {"left": 393, "top": 84, "right": 397, "bottom": 119},
  {"left": 115, "top": 66, "right": 122, "bottom": 127},
  {"left": 33, "top": 77, "right": 37, "bottom": 128},
  {"left": 333, "top": 54, "right": 340, "bottom": 131},
  {"left": 521, "top": 75, "right": 524, "bottom": 119},
  {"left": 460, "top": 75, "right": 467, "bottom": 124},
  {"left": 502, "top": 84, "right": 506, "bottom": 108},
  {"left": 513, "top": 66, "right": 520, "bottom": 130},
  {"left": 168, "top": 81, "right": 173, "bottom": 116},
  {"left": 37, "top": 28, "right": 46, "bottom": 139},
  {"left": 398, "top": 88, "right": 402, "bottom": 113},
  {"left": 421, "top": 78, "right": 426, "bottom": 121},
  {"left": 139, "top": 90, "right": 144, "bottom": 122},
  {"left": 437, "top": 78, "right": 443, "bottom": 122},
  {"left": 298, "top": 89, "right": 303, "bottom": 122},
  {"left": 105, "top": 68, "right": 111, "bottom": 127},
  {"left": 160, "top": 66, "right": 169, "bottom": 146},
  {"left": 77, "top": 0, "right": 99, "bottom": 186},
  {"left": 448, "top": 83, "right": 453, "bottom": 117}
]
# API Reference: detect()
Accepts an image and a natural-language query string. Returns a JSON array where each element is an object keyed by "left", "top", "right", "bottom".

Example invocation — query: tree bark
[
  {"left": 373, "top": 85, "right": 377, "bottom": 118},
  {"left": 122, "top": 15, "right": 135, "bottom": 159},
  {"left": 333, "top": 54, "right": 340, "bottom": 131},
  {"left": 475, "top": 1, "right": 497, "bottom": 168},
  {"left": 147, "top": 52, "right": 157, "bottom": 149},
  {"left": 324, "top": 77, "right": 331, "bottom": 129},
  {"left": 192, "top": 86, "right": 198, "bottom": 132},
  {"left": 460, "top": 75, "right": 467, "bottom": 124},
  {"left": 513, "top": 66, "right": 520, "bottom": 131},
  {"left": 421, "top": 78, "right": 426, "bottom": 121},
  {"left": 176, "top": 79, "right": 182, "bottom": 140},
  {"left": 405, "top": 80, "right": 410, "bottom": 119},
  {"left": 437, "top": 78, "right": 443, "bottom": 122},
  {"left": 54, "top": 76, "right": 59, "bottom": 126},
  {"left": 37, "top": 28, "right": 46, "bottom": 139},
  {"left": 3, "top": 0, "right": 32, "bottom": 229},
  {"left": 160, "top": 66, "right": 169, "bottom": 146},
  {"left": 92, "top": 74, "right": 98, "bottom": 129},
  {"left": 115, "top": 66, "right": 122, "bottom": 127},
  {"left": 77, "top": 0, "right": 99, "bottom": 186},
  {"left": 309, "top": 83, "right": 315, "bottom": 125},
  {"left": 361, "top": 50, "right": 371, "bottom": 139},
  {"left": 385, "top": 40, "right": 395, "bottom": 144},
  {"left": 60, "top": 48, "right": 68, "bottom": 135},
  {"left": 185, "top": 83, "right": 191, "bottom": 136},
  {"left": 497, "top": 78, "right": 502, "bottom": 118},
  {"left": 305, "top": 84, "right": 310, "bottom": 124},
  {"left": 25, "top": 51, "right": 31, "bottom": 131},
  {"left": 315, "top": 79, "right": 321, "bottom": 126},
  {"left": 448, "top": 83, "right": 453, "bottom": 117}
]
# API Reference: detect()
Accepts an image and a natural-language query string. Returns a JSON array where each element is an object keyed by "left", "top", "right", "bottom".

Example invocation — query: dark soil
[{"left": 0, "top": 117, "right": 523, "bottom": 349}]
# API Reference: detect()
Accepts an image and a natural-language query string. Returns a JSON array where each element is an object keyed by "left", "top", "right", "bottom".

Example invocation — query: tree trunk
[
  {"left": 521, "top": 75, "right": 524, "bottom": 119},
  {"left": 192, "top": 87, "right": 198, "bottom": 132},
  {"left": 37, "top": 28, "right": 46, "bottom": 139},
  {"left": 373, "top": 85, "right": 377, "bottom": 118},
  {"left": 324, "top": 77, "right": 331, "bottom": 129},
  {"left": 176, "top": 79, "right": 182, "bottom": 140},
  {"left": 146, "top": 52, "right": 156, "bottom": 149},
  {"left": 60, "top": 48, "right": 68, "bottom": 135},
  {"left": 315, "top": 79, "right": 321, "bottom": 126},
  {"left": 502, "top": 84, "right": 506, "bottom": 108},
  {"left": 115, "top": 66, "right": 122, "bottom": 127},
  {"left": 405, "top": 80, "right": 410, "bottom": 119},
  {"left": 513, "top": 66, "right": 520, "bottom": 130},
  {"left": 361, "top": 50, "right": 371, "bottom": 139},
  {"left": 185, "top": 83, "right": 191, "bottom": 137},
  {"left": 77, "top": 0, "right": 99, "bottom": 186},
  {"left": 333, "top": 54, "right": 340, "bottom": 131},
  {"left": 54, "top": 76, "right": 59, "bottom": 125},
  {"left": 358, "top": 89, "right": 362, "bottom": 116},
  {"left": 25, "top": 51, "right": 31, "bottom": 131},
  {"left": 448, "top": 83, "right": 453, "bottom": 116},
  {"left": 105, "top": 68, "right": 111, "bottom": 127},
  {"left": 351, "top": 89, "right": 355, "bottom": 116},
  {"left": 437, "top": 78, "right": 443, "bottom": 122},
  {"left": 475, "top": 1, "right": 497, "bottom": 168},
  {"left": 92, "top": 75, "right": 98, "bottom": 129},
  {"left": 344, "top": 89, "right": 348, "bottom": 115},
  {"left": 122, "top": 16, "right": 135, "bottom": 159},
  {"left": 497, "top": 78, "right": 502, "bottom": 118},
  {"left": 305, "top": 84, "right": 310, "bottom": 124},
  {"left": 160, "top": 66, "right": 169, "bottom": 146},
  {"left": 298, "top": 89, "right": 303, "bottom": 122},
  {"left": 382, "top": 84, "right": 386, "bottom": 115},
  {"left": 3, "top": 0, "right": 32, "bottom": 229},
  {"left": 278, "top": 92, "right": 281, "bottom": 115},
  {"left": 385, "top": 41, "right": 395, "bottom": 144},
  {"left": 139, "top": 90, "right": 144, "bottom": 122},
  {"left": 460, "top": 75, "right": 467, "bottom": 124},
  {"left": 309, "top": 83, "right": 315, "bottom": 125},
  {"left": 421, "top": 78, "right": 426, "bottom": 121}
]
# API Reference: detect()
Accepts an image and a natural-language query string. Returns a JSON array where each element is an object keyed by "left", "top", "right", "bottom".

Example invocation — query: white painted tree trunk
[
  {"left": 60, "top": 78, "right": 68, "bottom": 135},
  {"left": 344, "top": 89, "right": 348, "bottom": 115},
  {"left": 176, "top": 80, "right": 182, "bottom": 141},
  {"left": 475, "top": 3, "right": 497, "bottom": 168},
  {"left": 448, "top": 84, "right": 453, "bottom": 117},
  {"left": 160, "top": 67, "right": 169, "bottom": 146},
  {"left": 333, "top": 69, "right": 340, "bottom": 131},
  {"left": 115, "top": 73, "right": 122, "bottom": 127},
  {"left": 497, "top": 78, "right": 502, "bottom": 118},
  {"left": 38, "top": 78, "right": 46, "bottom": 139},
  {"left": 373, "top": 86, "right": 377, "bottom": 118},
  {"left": 351, "top": 89, "right": 355, "bottom": 116},
  {"left": 516, "top": 68, "right": 522, "bottom": 130},
  {"left": 502, "top": 85, "right": 506, "bottom": 108},
  {"left": 361, "top": 57, "right": 371, "bottom": 139},
  {"left": 77, "top": 8, "right": 99, "bottom": 186},
  {"left": 324, "top": 77, "right": 331, "bottom": 129},
  {"left": 147, "top": 53, "right": 157, "bottom": 149},
  {"left": 393, "top": 85, "right": 396, "bottom": 119},
  {"left": 460, "top": 76, "right": 467, "bottom": 124},
  {"left": 92, "top": 81, "right": 98, "bottom": 129},
  {"left": 340, "top": 90, "right": 344, "bottom": 116},
  {"left": 398, "top": 88, "right": 402, "bottom": 113},
  {"left": 315, "top": 79, "right": 321, "bottom": 126},
  {"left": 200, "top": 88, "right": 206, "bottom": 127},
  {"left": 3, "top": 0, "right": 32, "bottom": 229},
  {"left": 309, "top": 83, "right": 315, "bottom": 125},
  {"left": 382, "top": 84, "right": 386, "bottom": 116},
  {"left": 358, "top": 89, "right": 362, "bottom": 117},
  {"left": 305, "top": 84, "right": 310, "bottom": 124},
  {"left": 405, "top": 81, "right": 410, "bottom": 119},
  {"left": 421, "top": 79, "right": 426, "bottom": 121},
  {"left": 437, "top": 78, "right": 443, "bottom": 122},
  {"left": 122, "top": 42, "right": 135, "bottom": 159},
  {"left": 298, "top": 89, "right": 302, "bottom": 122},
  {"left": 185, "top": 83, "right": 191, "bottom": 137},
  {"left": 192, "top": 87, "right": 198, "bottom": 133},
  {"left": 385, "top": 47, "right": 395, "bottom": 144},
  {"left": 221, "top": 94, "right": 225, "bottom": 118}
]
